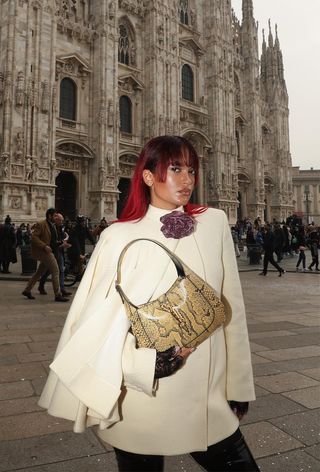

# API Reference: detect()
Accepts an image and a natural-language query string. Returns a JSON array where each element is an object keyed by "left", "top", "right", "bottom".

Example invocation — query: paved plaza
[{"left": 0, "top": 253, "right": 319, "bottom": 472}]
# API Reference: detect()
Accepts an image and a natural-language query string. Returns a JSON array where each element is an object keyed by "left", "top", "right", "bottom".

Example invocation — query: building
[
  {"left": 292, "top": 166, "right": 320, "bottom": 224},
  {"left": 0, "top": 0, "right": 293, "bottom": 223}
]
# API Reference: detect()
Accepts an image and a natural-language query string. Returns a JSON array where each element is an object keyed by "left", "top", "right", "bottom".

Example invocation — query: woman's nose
[{"left": 181, "top": 170, "right": 193, "bottom": 185}]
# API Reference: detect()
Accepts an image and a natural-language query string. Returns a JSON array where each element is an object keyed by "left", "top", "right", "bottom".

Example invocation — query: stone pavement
[{"left": 0, "top": 252, "right": 319, "bottom": 472}]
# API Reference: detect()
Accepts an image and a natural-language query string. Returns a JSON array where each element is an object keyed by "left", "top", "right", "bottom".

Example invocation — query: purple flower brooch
[{"left": 160, "top": 211, "right": 196, "bottom": 239}]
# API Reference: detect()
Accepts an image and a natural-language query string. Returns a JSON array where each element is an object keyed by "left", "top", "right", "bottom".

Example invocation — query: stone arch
[
  {"left": 55, "top": 139, "right": 94, "bottom": 160},
  {"left": 55, "top": 171, "right": 78, "bottom": 220},
  {"left": 264, "top": 175, "right": 275, "bottom": 193}
]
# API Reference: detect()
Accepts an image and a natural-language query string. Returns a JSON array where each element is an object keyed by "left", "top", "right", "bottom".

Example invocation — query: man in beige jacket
[{"left": 22, "top": 208, "right": 69, "bottom": 302}]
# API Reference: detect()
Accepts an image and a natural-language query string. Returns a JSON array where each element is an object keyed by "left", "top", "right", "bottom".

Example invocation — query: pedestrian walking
[
  {"left": 274, "top": 223, "right": 285, "bottom": 262},
  {"left": 67, "top": 215, "right": 95, "bottom": 275},
  {"left": 22, "top": 208, "right": 69, "bottom": 302},
  {"left": 38, "top": 213, "right": 72, "bottom": 297},
  {"left": 231, "top": 226, "right": 241, "bottom": 257},
  {"left": 308, "top": 232, "right": 319, "bottom": 271},
  {"left": 0, "top": 215, "right": 17, "bottom": 273},
  {"left": 295, "top": 226, "right": 307, "bottom": 272},
  {"left": 39, "top": 135, "right": 258, "bottom": 472},
  {"left": 259, "top": 224, "right": 285, "bottom": 277}
]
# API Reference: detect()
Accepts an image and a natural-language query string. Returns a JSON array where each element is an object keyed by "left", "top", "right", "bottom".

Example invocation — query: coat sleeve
[
  {"left": 221, "top": 212, "right": 256, "bottom": 402},
  {"left": 31, "top": 222, "right": 47, "bottom": 250},
  {"left": 39, "top": 226, "right": 157, "bottom": 425}
]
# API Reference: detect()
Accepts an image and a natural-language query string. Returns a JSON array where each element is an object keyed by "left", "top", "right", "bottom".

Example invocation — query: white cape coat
[{"left": 39, "top": 206, "right": 255, "bottom": 455}]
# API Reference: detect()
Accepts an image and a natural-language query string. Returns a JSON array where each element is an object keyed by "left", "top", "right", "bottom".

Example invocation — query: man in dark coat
[
  {"left": 259, "top": 224, "right": 285, "bottom": 277},
  {"left": 0, "top": 215, "right": 17, "bottom": 273},
  {"left": 67, "top": 216, "right": 95, "bottom": 274},
  {"left": 273, "top": 223, "right": 285, "bottom": 262}
]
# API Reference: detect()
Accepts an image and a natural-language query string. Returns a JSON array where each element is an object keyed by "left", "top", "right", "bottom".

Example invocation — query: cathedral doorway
[
  {"left": 55, "top": 171, "right": 77, "bottom": 220},
  {"left": 117, "top": 177, "right": 131, "bottom": 218}
]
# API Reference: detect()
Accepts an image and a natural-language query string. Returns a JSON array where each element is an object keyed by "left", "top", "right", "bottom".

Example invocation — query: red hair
[{"left": 118, "top": 135, "right": 207, "bottom": 222}]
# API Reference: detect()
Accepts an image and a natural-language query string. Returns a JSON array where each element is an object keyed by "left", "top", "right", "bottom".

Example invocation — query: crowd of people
[
  {"left": 0, "top": 211, "right": 108, "bottom": 300},
  {"left": 231, "top": 215, "right": 320, "bottom": 274}
]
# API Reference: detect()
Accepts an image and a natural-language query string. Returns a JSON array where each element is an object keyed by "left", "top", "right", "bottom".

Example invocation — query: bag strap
[{"left": 115, "top": 238, "right": 185, "bottom": 306}]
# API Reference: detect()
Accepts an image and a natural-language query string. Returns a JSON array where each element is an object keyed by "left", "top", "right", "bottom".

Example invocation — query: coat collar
[{"left": 144, "top": 204, "right": 184, "bottom": 223}]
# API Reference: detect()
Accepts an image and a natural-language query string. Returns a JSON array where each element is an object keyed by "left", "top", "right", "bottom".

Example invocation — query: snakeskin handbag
[{"left": 115, "top": 239, "right": 226, "bottom": 352}]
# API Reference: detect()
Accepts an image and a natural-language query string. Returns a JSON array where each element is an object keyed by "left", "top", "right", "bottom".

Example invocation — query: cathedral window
[
  {"left": 60, "top": 77, "right": 77, "bottom": 121},
  {"left": 182, "top": 64, "right": 194, "bottom": 102},
  {"left": 120, "top": 96, "right": 132, "bottom": 133},
  {"left": 179, "top": 0, "right": 189, "bottom": 26},
  {"left": 118, "top": 24, "right": 130, "bottom": 65}
]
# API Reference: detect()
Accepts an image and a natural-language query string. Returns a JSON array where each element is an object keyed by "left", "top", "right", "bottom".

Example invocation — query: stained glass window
[
  {"left": 182, "top": 64, "right": 194, "bottom": 102},
  {"left": 179, "top": 0, "right": 189, "bottom": 25},
  {"left": 120, "top": 96, "right": 132, "bottom": 133},
  {"left": 60, "top": 77, "right": 77, "bottom": 120}
]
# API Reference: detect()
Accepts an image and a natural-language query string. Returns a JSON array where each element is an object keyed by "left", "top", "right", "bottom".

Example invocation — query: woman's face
[{"left": 144, "top": 164, "right": 196, "bottom": 210}]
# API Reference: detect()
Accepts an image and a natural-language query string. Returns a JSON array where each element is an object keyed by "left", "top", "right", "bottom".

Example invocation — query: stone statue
[
  {"left": 99, "top": 167, "right": 106, "bottom": 188},
  {"left": 40, "top": 138, "right": 48, "bottom": 159},
  {"left": 15, "top": 132, "right": 23, "bottom": 160},
  {"left": 31, "top": 159, "right": 39, "bottom": 181},
  {"left": 1, "top": 152, "right": 9, "bottom": 178},
  {"left": 25, "top": 155, "right": 33, "bottom": 181}
]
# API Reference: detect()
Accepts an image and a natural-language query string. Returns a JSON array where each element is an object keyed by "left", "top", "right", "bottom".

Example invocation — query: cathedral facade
[{"left": 0, "top": 0, "right": 293, "bottom": 224}]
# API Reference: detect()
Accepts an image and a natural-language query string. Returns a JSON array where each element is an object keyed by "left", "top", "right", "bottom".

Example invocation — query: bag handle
[{"left": 115, "top": 238, "right": 185, "bottom": 307}]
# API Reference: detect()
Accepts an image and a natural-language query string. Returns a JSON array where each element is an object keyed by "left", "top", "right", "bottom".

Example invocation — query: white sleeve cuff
[{"left": 122, "top": 332, "right": 156, "bottom": 396}]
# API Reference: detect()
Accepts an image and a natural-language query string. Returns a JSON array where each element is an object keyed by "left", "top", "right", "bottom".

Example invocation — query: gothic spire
[
  {"left": 274, "top": 24, "right": 280, "bottom": 48},
  {"left": 268, "top": 19, "right": 273, "bottom": 47},
  {"left": 274, "top": 24, "right": 284, "bottom": 81},
  {"left": 242, "top": 0, "right": 254, "bottom": 20},
  {"left": 261, "top": 29, "right": 267, "bottom": 81}
]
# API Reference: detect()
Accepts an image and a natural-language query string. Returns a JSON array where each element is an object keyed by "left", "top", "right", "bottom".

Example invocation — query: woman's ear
[{"left": 142, "top": 169, "right": 154, "bottom": 187}]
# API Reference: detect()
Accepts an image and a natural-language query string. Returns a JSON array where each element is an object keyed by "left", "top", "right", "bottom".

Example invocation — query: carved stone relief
[
  {"left": 118, "top": 0, "right": 146, "bottom": 19},
  {"left": 56, "top": 156, "right": 81, "bottom": 170},
  {"left": 11, "top": 164, "right": 24, "bottom": 178},
  {"left": 56, "top": 142, "right": 92, "bottom": 159},
  {"left": 35, "top": 198, "right": 48, "bottom": 211},
  {"left": 9, "top": 196, "right": 22, "bottom": 210},
  {"left": 55, "top": 56, "right": 91, "bottom": 84}
]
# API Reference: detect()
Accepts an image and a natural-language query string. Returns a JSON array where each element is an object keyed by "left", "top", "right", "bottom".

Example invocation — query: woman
[
  {"left": 295, "top": 225, "right": 307, "bottom": 272},
  {"left": 39, "top": 136, "right": 258, "bottom": 471}
]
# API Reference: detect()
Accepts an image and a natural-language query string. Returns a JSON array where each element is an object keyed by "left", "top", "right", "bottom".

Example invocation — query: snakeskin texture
[{"left": 123, "top": 265, "right": 226, "bottom": 352}]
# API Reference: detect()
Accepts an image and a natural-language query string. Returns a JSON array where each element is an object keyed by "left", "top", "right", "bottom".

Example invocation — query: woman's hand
[
  {"left": 228, "top": 401, "right": 249, "bottom": 420},
  {"left": 154, "top": 346, "right": 194, "bottom": 379}
]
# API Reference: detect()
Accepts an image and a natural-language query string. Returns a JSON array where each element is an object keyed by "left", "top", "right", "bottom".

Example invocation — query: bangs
[{"left": 150, "top": 138, "right": 199, "bottom": 183}]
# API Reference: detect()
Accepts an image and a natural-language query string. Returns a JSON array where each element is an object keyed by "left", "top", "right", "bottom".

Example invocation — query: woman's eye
[
  {"left": 169, "top": 166, "right": 180, "bottom": 173},
  {"left": 189, "top": 169, "right": 195, "bottom": 175}
]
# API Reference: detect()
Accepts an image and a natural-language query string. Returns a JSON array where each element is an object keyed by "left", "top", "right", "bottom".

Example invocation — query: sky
[{"left": 232, "top": 0, "right": 320, "bottom": 170}]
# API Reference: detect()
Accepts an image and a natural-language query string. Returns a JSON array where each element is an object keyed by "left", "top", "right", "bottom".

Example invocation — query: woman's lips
[{"left": 178, "top": 190, "right": 191, "bottom": 197}]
